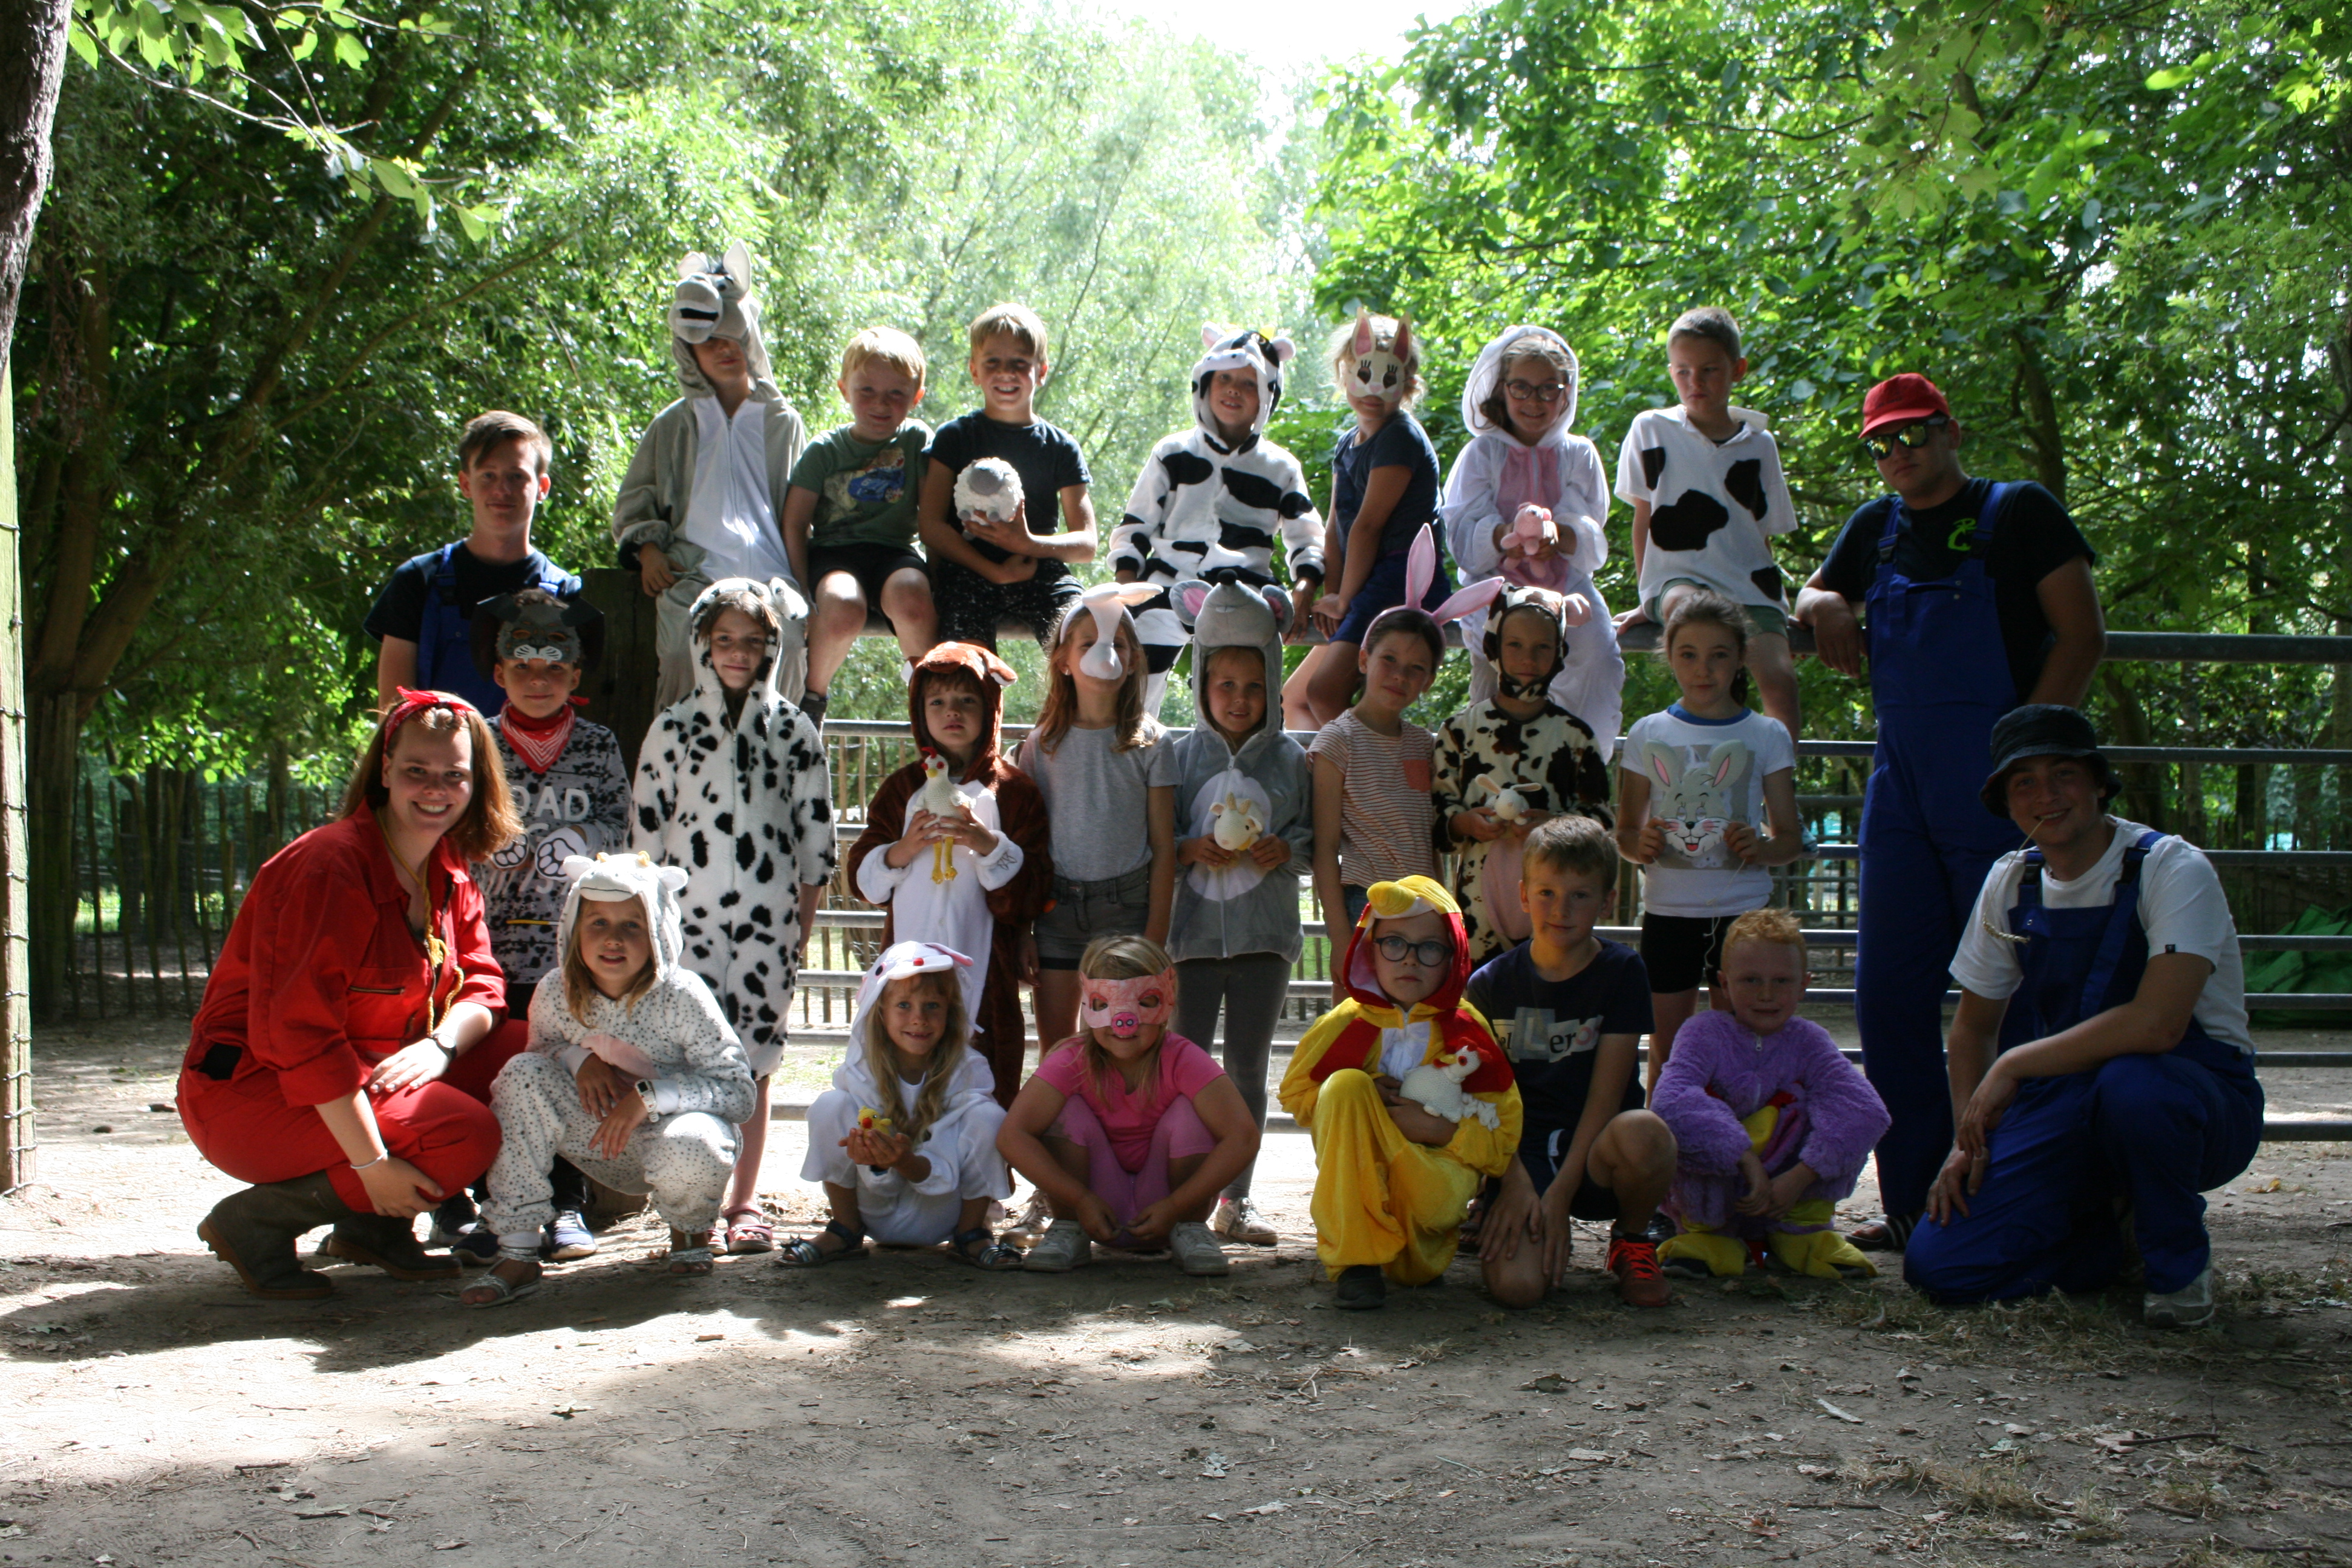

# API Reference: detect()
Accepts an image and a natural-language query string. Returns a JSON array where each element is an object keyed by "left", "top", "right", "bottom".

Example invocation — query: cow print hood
[{"left": 1191, "top": 327, "right": 1294, "bottom": 456}]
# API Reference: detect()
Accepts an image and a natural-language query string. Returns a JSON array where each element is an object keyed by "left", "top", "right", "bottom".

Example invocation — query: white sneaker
[
  {"left": 1004, "top": 1192, "right": 1052, "bottom": 1249},
  {"left": 1210, "top": 1197, "right": 1277, "bottom": 1247},
  {"left": 1023, "top": 1220, "right": 1091, "bottom": 1273},
  {"left": 2144, "top": 1265, "right": 2215, "bottom": 1329},
  {"left": 1169, "top": 1221, "right": 1230, "bottom": 1276}
]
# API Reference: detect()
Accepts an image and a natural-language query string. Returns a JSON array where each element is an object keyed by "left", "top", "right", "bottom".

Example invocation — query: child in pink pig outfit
[{"left": 997, "top": 934, "right": 1259, "bottom": 1276}]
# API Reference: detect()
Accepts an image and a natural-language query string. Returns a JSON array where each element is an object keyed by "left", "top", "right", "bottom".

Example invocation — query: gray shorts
[{"left": 1035, "top": 864, "right": 1154, "bottom": 969}]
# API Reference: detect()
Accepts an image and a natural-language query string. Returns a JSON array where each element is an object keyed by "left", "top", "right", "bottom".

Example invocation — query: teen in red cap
[{"left": 1792, "top": 374, "right": 2106, "bottom": 1254}]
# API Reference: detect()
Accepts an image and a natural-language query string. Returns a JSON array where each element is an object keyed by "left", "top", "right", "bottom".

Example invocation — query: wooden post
[
  {"left": 82, "top": 776, "right": 103, "bottom": 1019},
  {"left": 577, "top": 567, "right": 661, "bottom": 771},
  {"left": 0, "top": 364, "right": 34, "bottom": 1188},
  {"left": 192, "top": 775, "right": 217, "bottom": 978}
]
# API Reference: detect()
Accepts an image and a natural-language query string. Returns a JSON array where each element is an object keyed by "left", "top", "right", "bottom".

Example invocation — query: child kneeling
[
  {"left": 1281, "top": 877, "right": 1523, "bottom": 1310},
  {"left": 466, "top": 854, "right": 754, "bottom": 1305},
  {"left": 998, "top": 936, "right": 1259, "bottom": 1276},
  {"left": 1650, "top": 909, "right": 1888, "bottom": 1279},
  {"left": 784, "top": 942, "right": 1018, "bottom": 1269}
]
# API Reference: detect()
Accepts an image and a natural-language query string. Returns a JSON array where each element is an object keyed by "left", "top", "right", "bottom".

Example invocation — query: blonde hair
[
  {"left": 562, "top": 893, "right": 660, "bottom": 1024},
  {"left": 1030, "top": 605, "right": 1151, "bottom": 756},
  {"left": 1076, "top": 935, "right": 1177, "bottom": 1106},
  {"left": 1326, "top": 313, "right": 1426, "bottom": 406},
  {"left": 967, "top": 302, "right": 1048, "bottom": 361},
  {"left": 841, "top": 327, "right": 926, "bottom": 384},
  {"left": 342, "top": 698, "right": 520, "bottom": 864},
  {"left": 1722, "top": 906, "right": 1805, "bottom": 965},
  {"left": 862, "top": 969, "right": 970, "bottom": 1145}
]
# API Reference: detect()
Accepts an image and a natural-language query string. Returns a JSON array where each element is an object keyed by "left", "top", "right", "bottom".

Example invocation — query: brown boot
[
  {"left": 198, "top": 1174, "right": 349, "bottom": 1299},
  {"left": 318, "top": 1212, "right": 463, "bottom": 1280}
]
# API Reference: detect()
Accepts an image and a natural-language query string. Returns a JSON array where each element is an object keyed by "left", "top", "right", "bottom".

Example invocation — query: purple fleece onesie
[{"left": 1651, "top": 1011, "right": 1890, "bottom": 1236}]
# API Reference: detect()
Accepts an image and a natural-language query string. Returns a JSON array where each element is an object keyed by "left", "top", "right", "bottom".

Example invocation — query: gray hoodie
[{"left": 1166, "top": 575, "right": 1313, "bottom": 962}]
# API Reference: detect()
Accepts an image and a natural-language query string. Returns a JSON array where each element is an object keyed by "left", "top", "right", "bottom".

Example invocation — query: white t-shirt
[
  {"left": 1950, "top": 817, "right": 2253, "bottom": 1057},
  {"left": 1622, "top": 704, "right": 1796, "bottom": 918},
  {"left": 1613, "top": 406, "right": 1795, "bottom": 612},
  {"left": 685, "top": 396, "right": 794, "bottom": 584}
]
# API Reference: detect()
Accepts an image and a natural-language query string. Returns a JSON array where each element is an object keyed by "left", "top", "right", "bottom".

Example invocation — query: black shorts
[
  {"left": 931, "top": 558, "right": 1082, "bottom": 650},
  {"left": 1510, "top": 1119, "right": 1645, "bottom": 1221},
  {"left": 1640, "top": 912, "right": 1741, "bottom": 994},
  {"left": 806, "top": 543, "right": 929, "bottom": 626}
]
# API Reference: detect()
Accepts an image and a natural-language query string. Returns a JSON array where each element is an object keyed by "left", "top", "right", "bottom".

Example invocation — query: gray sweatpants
[
  {"left": 483, "top": 1052, "right": 740, "bottom": 1246},
  {"left": 1172, "top": 952, "right": 1291, "bottom": 1198}
]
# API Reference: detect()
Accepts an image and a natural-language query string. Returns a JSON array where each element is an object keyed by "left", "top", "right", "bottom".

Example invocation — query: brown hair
[
  {"left": 1661, "top": 587, "right": 1750, "bottom": 665},
  {"left": 1722, "top": 906, "right": 1806, "bottom": 966},
  {"left": 1031, "top": 606, "right": 1151, "bottom": 756},
  {"left": 1667, "top": 305, "right": 1742, "bottom": 362},
  {"left": 841, "top": 326, "right": 927, "bottom": 384},
  {"left": 1478, "top": 338, "right": 1576, "bottom": 433},
  {"left": 691, "top": 584, "right": 782, "bottom": 642},
  {"left": 1075, "top": 934, "right": 1175, "bottom": 1106},
  {"left": 1361, "top": 606, "right": 1445, "bottom": 668},
  {"left": 458, "top": 410, "right": 553, "bottom": 477},
  {"left": 1522, "top": 813, "right": 1618, "bottom": 892},
  {"left": 861, "top": 969, "right": 971, "bottom": 1145},
  {"left": 341, "top": 698, "right": 521, "bottom": 864},
  {"left": 561, "top": 892, "right": 661, "bottom": 1024},
  {"left": 967, "top": 302, "right": 1048, "bottom": 361}
]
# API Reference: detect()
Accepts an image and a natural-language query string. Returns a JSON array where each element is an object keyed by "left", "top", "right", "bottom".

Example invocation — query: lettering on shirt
[
  {"left": 518, "top": 782, "right": 593, "bottom": 825},
  {"left": 1492, "top": 1006, "right": 1603, "bottom": 1065},
  {"left": 1944, "top": 517, "right": 1978, "bottom": 552}
]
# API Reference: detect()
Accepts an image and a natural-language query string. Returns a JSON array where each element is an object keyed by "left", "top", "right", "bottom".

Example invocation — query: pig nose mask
[{"left": 1079, "top": 971, "right": 1175, "bottom": 1040}]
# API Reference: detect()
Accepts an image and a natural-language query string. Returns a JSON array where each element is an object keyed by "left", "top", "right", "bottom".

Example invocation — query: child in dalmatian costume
[{"left": 1112, "top": 327, "right": 1325, "bottom": 716}]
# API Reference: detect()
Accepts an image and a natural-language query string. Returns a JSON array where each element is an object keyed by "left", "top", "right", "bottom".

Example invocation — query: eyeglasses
[
  {"left": 1504, "top": 381, "right": 1566, "bottom": 403},
  {"left": 1861, "top": 416, "right": 1949, "bottom": 460},
  {"left": 1371, "top": 934, "right": 1453, "bottom": 967}
]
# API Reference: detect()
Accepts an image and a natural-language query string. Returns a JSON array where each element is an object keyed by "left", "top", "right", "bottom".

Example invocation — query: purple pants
[{"left": 1048, "top": 1094, "right": 1214, "bottom": 1241}]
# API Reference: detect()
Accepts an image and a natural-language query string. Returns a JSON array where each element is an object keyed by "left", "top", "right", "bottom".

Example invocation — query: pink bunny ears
[
  {"left": 1405, "top": 525, "right": 1509, "bottom": 627},
  {"left": 1065, "top": 582, "right": 1160, "bottom": 681}
]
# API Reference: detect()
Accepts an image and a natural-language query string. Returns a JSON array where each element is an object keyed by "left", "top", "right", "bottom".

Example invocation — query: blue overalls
[
  {"left": 1854, "top": 486, "right": 2028, "bottom": 1221},
  {"left": 1905, "top": 831, "right": 2263, "bottom": 1303},
  {"left": 412, "top": 543, "right": 570, "bottom": 715}
]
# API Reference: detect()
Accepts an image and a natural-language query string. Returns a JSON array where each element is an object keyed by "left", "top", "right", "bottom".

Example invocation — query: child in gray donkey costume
[{"left": 465, "top": 854, "right": 754, "bottom": 1305}]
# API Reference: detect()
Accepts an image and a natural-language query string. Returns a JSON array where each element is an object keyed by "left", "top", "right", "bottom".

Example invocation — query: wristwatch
[
  {"left": 634, "top": 1079, "right": 659, "bottom": 1116},
  {"left": 429, "top": 1034, "right": 459, "bottom": 1062}
]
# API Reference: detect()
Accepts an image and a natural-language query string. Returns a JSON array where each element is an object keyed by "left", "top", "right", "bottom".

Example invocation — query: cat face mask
[{"left": 1079, "top": 970, "right": 1175, "bottom": 1040}]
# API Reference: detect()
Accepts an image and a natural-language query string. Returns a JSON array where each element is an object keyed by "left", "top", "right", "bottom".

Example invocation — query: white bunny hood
[
  {"left": 1192, "top": 326, "right": 1293, "bottom": 454},
  {"left": 666, "top": 243, "right": 784, "bottom": 405},
  {"left": 1461, "top": 324, "right": 1579, "bottom": 440},
  {"left": 555, "top": 851, "right": 691, "bottom": 982}
]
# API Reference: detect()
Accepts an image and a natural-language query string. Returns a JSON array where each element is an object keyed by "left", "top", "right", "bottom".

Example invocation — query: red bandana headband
[{"left": 382, "top": 687, "right": 480, "bottom": 734}]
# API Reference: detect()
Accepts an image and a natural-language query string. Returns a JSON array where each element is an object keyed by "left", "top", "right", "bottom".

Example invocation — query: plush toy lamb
[
  {"left": 1398, "top": 1044, "right": 1502, "bottom": 1131},
  {"left": 1209, "top": 790, "right": 1265, "bottom": 852},
  {"left": 953, "top": 458, "right": 1024, "bottom": 535}
]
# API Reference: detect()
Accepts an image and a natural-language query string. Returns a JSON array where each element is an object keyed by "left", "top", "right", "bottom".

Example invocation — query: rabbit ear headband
[
  {"left": 855, "top": 941, "right": 975, "bottom": 1014},
  {"left": 1365, "top": 528, "right": 1509, "bottom": 648},
  {"left": 1064, "top": 582, "right": 1160, "bottom": 681}
]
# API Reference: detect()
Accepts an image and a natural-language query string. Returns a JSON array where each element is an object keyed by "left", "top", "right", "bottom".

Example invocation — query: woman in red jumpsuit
[{"left": 178, "top": 690, "right": 525, "bottom": 1298}]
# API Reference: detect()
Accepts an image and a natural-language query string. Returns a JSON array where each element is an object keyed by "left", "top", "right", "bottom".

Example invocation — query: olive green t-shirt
[{"left": 788, "top": 421, "right": 932, "bottom": 550}]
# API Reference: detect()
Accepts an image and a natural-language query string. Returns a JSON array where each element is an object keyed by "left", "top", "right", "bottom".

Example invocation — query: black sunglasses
[{"left": 1861, "top": 416, "right": 1950, "bottom": 460}]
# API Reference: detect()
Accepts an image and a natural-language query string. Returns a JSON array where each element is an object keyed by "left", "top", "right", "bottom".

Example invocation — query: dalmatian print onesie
[
  {"left": 632, "top": 578, "right": 837, "bottom": 1076},
  {"left": 483, "top": 856, "right": 755, "bottom": 1245}
]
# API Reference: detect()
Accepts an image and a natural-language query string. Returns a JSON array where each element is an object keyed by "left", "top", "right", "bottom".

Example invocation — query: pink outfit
[
  {"left": 1049, "top": 1094, "right": 1215, "bottom": 1235},
  {"left": 1033, "top": 1032, "right": 1224, "bottom": 1173},
  {"left": 1494, "top": 443, "right": 1571, "bottom": 592}
]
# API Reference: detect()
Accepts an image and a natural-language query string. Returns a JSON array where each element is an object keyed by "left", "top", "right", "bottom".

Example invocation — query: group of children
[{"left": 391, "top": 255, "right": 1897, "bottom": 1308}]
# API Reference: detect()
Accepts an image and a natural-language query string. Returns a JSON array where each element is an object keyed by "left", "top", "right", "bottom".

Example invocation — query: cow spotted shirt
[
  {"left": 1432, "top": 698, "right": 1615, "bottom": 967},
  {"left": 1612, "top": 405, "right": 1797, "bottom": 616}
]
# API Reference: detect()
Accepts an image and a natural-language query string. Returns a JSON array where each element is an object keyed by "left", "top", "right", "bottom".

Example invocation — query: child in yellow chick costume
[{"left": 1279, "top": 876, "right": 1521, "bottom": 1310}]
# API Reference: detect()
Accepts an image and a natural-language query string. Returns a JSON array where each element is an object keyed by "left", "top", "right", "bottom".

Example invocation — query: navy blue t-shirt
[
  {"left": 926, "top": 411, "right": 1091, "bottom": 578},
  {"left": 1465, "top": 938, "right": 1653, "bottom": 1129},
  {"left": 1330, "top": 409, "right": 1443, "bottom": 566}
]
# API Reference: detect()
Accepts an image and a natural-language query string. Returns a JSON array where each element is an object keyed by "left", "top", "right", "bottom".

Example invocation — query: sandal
[
  {"left": 949, "top": 1226, "right": 1023, "bottom": 1271},
  {"left": 724, "top": 1210, "right": 776, "bottom": 1255},
  {"left": 459, "top": 1256, "right": 542, "bottom": 1308},
  {"left": 778, "top": 1219, "right": 869, "bottom": 1267},
  {"left": 664, "top": 1228, "right": 717, "bottom": 1274},
  {"left": 1849, "top": 1213, "right": 1918, "bottom": 1253}
]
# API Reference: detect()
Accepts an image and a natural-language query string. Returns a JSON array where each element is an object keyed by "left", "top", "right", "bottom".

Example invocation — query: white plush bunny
[
  {"left": 1398, "top": 1044, "right": 1501, "bottom": 1131},
  {"left": 1471, "top": 773, "right": 1528, "bottom": 822}
]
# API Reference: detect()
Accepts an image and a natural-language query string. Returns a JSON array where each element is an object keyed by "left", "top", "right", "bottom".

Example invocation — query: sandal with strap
[
  {"left": 1849, "top": 1213, "right": 1918, "bottom": 1253},
  {"left": 459, "top": 1256, "right": 543, "bottom": 1308},
  {"left": 778, "top": 1219, "right": 869, "bottom": 1268},
  {"left": 949, "top": 1226, "right": 1023, "bottom": 1271},
  {"left": 665, "top": 1228, "right": 717, "bottom": 1274},
  {"left": 724, "top": 1210, "right": 776, "bottom": 1255}
]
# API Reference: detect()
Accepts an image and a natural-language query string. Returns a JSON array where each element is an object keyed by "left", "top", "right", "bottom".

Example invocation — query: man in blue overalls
[
  {"left": 1903, "top": 707, "right": 2262, "bottom": 1328},
  {"left": 364, "top": 410, "right": 581, "bottom": 715},
  {"left": 1795, "top": 374, "right": 2105, "bottom": 1252}
]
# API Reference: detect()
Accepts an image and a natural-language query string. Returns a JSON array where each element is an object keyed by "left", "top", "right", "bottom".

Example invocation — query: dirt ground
[{"left": 11, "top": 1014, "right": 2352, "bottom": 1567}]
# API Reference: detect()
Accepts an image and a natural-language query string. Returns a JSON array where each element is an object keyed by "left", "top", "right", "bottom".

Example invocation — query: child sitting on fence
[
  {"left": 783, "top": 942, "right": 1020, "bottom": 1269},
  {"left": 465, "top": 853, "right": 755, "bottom": 1305},
  {"left": 997, "top": 935, "right": 1259, "bottom": 1276},
  {"left": 1651, "top": 907, "right": 1887, "bottom": 1279},
  {"left": 632, "top": 578, "right": 835, "bottom": 1257},
  {"left": 847, "top": 643, "right": 1053, "bottom": 1106}
]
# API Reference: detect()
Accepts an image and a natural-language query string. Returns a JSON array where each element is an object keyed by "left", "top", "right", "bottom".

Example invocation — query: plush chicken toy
[
  {"left": 915, "top": 750, "right": 969, "bottom": 884},
  {"left": 857, "top": 1106, "right": 895, "bottom": 1135}
]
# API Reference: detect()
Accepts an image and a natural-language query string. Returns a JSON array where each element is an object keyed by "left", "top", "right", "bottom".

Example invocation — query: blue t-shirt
[
  {"left": 1465, "top": 938, "right": 1653, "bottom": 1128},
  {"left": 1331, "top": 410, "right": 1442, "bottom": 565}
]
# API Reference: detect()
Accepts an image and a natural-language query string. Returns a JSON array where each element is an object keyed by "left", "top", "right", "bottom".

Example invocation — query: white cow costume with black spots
[
  {"left": 630, "top": 577, "right": 835, "bottom": 1077},
  {"left": 1112, "top": 327, "right": 1324, "bottom": 715},
  {"left": 483, "top": 854, "right": 754, "bottom": 1254}
]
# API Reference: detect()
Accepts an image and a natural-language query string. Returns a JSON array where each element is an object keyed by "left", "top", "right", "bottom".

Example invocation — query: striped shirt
[{"left": 1309, "top": 710, "right": 1439, "bottom": 888}]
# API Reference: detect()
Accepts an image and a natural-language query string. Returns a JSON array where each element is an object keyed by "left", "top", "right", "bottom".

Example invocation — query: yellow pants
[
  {"left": 1657, "top": 1101, "right": 1877, "bottom": 1280},
  {"left": 1308, "top": 1069, "right": 1483, "bottom": 1284}
]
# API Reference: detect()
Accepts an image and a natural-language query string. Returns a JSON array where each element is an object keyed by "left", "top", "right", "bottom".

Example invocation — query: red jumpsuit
[{"left": 177, "top": 814, "right": 521, "bottom": 1211}]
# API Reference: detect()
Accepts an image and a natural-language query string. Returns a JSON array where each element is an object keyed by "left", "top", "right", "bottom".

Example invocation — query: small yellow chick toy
[
  {"left": 857, "top": 1106, "right": 895, "bottom": 1135},
  {"left": 915, "top": 750, "right": 967, "bottom": 884}
]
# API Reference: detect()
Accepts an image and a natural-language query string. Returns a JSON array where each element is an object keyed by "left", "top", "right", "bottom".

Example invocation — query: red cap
[{"left": 1860, "top": 373, "right": 1951, "bottom": 436}]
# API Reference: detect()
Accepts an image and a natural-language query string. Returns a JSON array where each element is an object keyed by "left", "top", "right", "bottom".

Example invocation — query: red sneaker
[{"left": 1607, "top": 1233, "right": 1671, "bottom": 1308}]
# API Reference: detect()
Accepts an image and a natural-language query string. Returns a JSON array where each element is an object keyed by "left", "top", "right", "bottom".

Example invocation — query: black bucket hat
[{"left": 1979, "top": 704, "right": 2117, "bottom": 816}]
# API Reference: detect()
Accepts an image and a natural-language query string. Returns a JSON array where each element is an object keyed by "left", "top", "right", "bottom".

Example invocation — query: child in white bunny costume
[
  {"left": 1112, "top": 327, "right": 1325, "bottom": 716},
  {"left": 468, "top": 853, "right": 755, "bottom": 1305},
  {"left": 1439, "top": 324, "right": 1626, "bottom": 752},
  {"left": 612, "top": 244, "right": 809, "bottom": 708}
]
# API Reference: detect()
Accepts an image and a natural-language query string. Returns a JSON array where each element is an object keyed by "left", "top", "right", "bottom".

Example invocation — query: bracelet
[{"left": 350, "top": 1150, "right": 391, "bottom": 1174}]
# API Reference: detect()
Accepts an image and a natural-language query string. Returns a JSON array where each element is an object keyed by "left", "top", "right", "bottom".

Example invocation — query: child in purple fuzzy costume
[{"left": 1651, "top": 907, "right": 1888, "bottom": 1279}]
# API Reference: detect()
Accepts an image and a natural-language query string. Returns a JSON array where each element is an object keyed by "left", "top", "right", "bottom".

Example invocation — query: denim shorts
[
  {"left": 1330, "top": 547, "right": 1452, "bottom": 648},
  {"left": 1035, "top": 863, "right": 1155, "bottom": 969}
]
